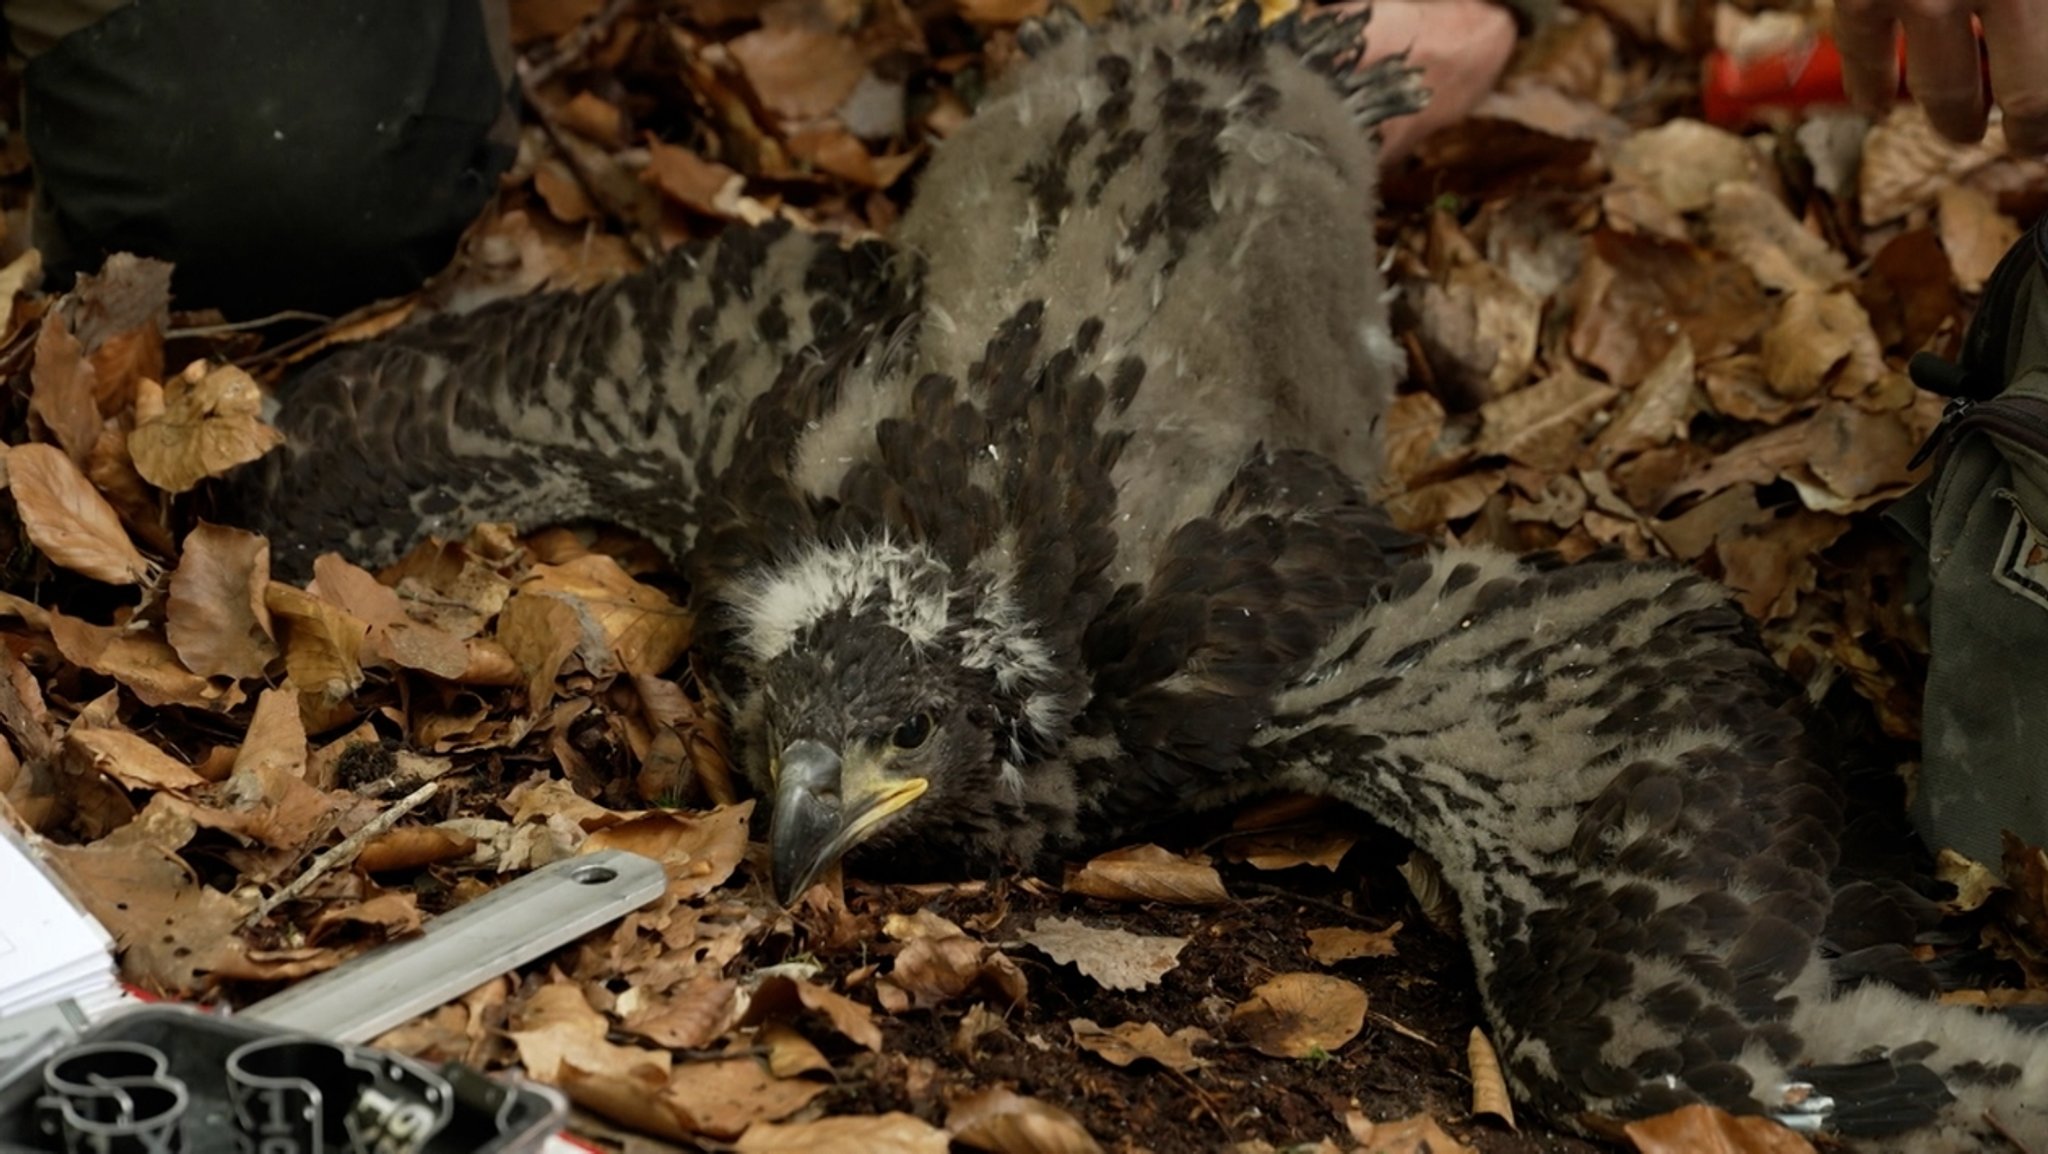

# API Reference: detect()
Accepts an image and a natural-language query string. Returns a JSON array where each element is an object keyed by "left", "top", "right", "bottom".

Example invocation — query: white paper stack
[{"left": 0, "top": 824, "right": 126, "bottom": 1063}]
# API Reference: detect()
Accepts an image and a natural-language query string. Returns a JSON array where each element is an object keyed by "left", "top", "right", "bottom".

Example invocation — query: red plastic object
[{"left": 1701, "top": 31, "right": 1905, "bottom": 128}]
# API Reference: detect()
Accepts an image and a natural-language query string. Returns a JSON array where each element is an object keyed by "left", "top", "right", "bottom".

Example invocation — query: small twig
[
  {"left": 1164, "top": 1065, "right": 1235, "bottom": 1139},
  {"left": 1234, "top": 878, "right": 1386, "bottom": 925},
  {"left": 165, "top": 310, "right": 333, "bottom": 339},
  {"left": 244, "top": 781, "right": 440, "bottom": 927}
]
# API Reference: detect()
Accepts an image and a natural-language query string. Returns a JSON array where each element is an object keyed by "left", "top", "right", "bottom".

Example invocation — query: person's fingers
[
  {"left": 1981, "top": 0, "right": 2048, "bottom": 153},
  {"left": 1900, "top": 1, "right": 1988, "bottom": 143},
  {"left": 1835, "top": 0, "right": 1903, "bottom": 118}
]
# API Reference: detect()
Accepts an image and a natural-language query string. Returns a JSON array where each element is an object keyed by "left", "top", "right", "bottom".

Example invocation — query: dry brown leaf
[
  {"left": 1570, "top": 229, "right": 1766, "bottom": 385},
  {"left": 357, "top": 826, "right": 478, "bottom": 873},
  {"left": 584, "top": 802, "right": 751, "bottom": 901},
  {"left": 1859, "top": 104, "right": 2043, "bottom": 226},
  {"left": 728, "top": 22, "right": 868, "bottom": 121},
  {"left": 1348, "top": 1114, "right": 1477, "bottom": 1154},
  {"left": 495, "top": 591, "right": 585, "bottom": 710},
  {"left": 1467, "top": 1028, "right": 1517, "bottom": 1130},
  {"left": 1705, "top": 183, "right": 1849, "bottom": 295},
  {"left": 1064, "top": 843, "right": 1228, "bottom": 905},
  {"left": 66, "top": 727, "right": 209, "bottom": 791},
  {"left": 1411, "top": 255, "right": 1542, "bottom": 407},
  {"left": 1383, "top": 391, "right": 1450, "bottom": 484},
  {"left": 1759, "top": 291, "right": 1883, "bottom": 401},
  {"left": 1020, "top": 916, "right": 1187, "bottom": 991},
  {"left": 1476, "top": 371, "right": 1618, "bottom": 472},
  {"left": 1068, "top": 1017, "right": 1208, "bottom": 1073},
  {"left": 1700, "top": 355, "right": 1801, "bottom": 425},
  {"left": 40, "top": 803, "right": 252, "bottom": 993},
  {"left": 1306, "top": 924, "right": 1401, "bottom": 964},
  {"left": 756, "top": 1021, "right": 832, "bottom": 1078},
  {"left": 644, "top": 140, "right": 744, "bottom": 218},
  {"left": 736, "top": 1113, "right": 951, "bottom": 1154},
  {"left": 742, "top": 975, "right": 885, "bottom": 1051},
  {"left": 167, "top": 523, "right": 277, "bottom": 680},
  {"left": 1229, "top": 972, "right": 1368, "bottom": 1058},
  {"left": 1222, "top": 827, "right": 1357, "bottom": 872},
  {"left": 306, "top": 892, "right": 422, "bottom": 943},
  {"left": 665, "top": 1056, "right": 829, "bottom": 1140},
  {"left": 880, "top": 932, "right": 1029, "bottom": 1011},
  {"left": 1937, "top": 847, "right": 2002, "bottom": 913},
  {"left": 264, "top": 582, "right": 368, "bottom": 704},
  {"left": 31, "top": 311, "right": 102, "bottom": 464},
  {"left": 1587, "top": 336, "right": 1695, "bottom": 468},
  {"left": 313, "top": 553, "right": 471, "bottom": 680},
  {"left": 1609, "top": 118, "right": 1755, "bottom": 214},
  {"left": 1623, "top": 1103, "right": 1816, "bottom": 1153},
  {"left": 128, "top": 361, "right": 285, "bottom": 493},
  {"left": 47, "top": 613, "right": 238, "bottom": 711},
  {"left": 947, "top": 1086, "right": 1105, "bottom": 1154},
  {"left": 557, "top": 91, "right": 628, "bottom": 147},
  {"left": 8, "top": 443, "right": 155, "bottom": 585},
  {"left": 1386, "top": 470, "right": 1508, "bottom": 533},
  {"left": 509, "top": 982, "right": 690, "bottom": 1139},
  {"left": 1936, "top": 184, "right": 2021, "bottom": 294},
  {"left": 526, "top": 554, "right": 692, "bottom": 676},
  {"left": 1715, "top": 508, "right": 1849, "bottom": 621}
]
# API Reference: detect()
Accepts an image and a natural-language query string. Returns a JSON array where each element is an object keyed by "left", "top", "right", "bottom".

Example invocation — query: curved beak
[{"left": 769, "top": 739, "right": 927, "bottom": 905}]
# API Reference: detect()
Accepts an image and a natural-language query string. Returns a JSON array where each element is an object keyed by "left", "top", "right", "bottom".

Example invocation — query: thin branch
[{"left": 244, "top": 781, "right": 441, "bottom": 927}]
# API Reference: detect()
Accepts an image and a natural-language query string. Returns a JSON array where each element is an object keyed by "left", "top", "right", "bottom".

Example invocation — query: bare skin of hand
[
  {"left": 1836, "top": 0, "right": 2048, "bottom": 153},
  {"left": 1350, "top": 0, "right": 1519, "bottom": 164}
]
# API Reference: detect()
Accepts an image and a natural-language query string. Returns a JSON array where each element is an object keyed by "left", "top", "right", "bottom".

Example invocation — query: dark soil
[{"left": 807, "top": 819, "right": 1610, "bottom": 1153}]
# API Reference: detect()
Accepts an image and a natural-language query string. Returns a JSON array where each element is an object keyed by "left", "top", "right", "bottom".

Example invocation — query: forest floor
[{"left": 0, "top": 0, "right": 2045, "bottom": 1151}]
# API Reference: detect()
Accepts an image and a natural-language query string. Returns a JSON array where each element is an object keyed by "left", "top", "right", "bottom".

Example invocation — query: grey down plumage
[{"left": 228, "top": 4, "right": 2047, "bottom": 1147}]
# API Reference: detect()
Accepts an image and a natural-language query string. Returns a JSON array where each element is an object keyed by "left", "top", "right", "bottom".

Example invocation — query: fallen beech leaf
[
  {"left": 584, "top": 802, "right": 751, "bottom": 901},
  {"left": 1587, "top": 336, "right": 1696, "bottom": 468},
  {"left": 1306, "top": 924, "right": 1401, "bottom": 964},
  {"left": 264, "top": 583, "right": 368, "bottom": 703},
  {"left": 757, "top": 1021, "right": 832, "bottom": 1078},
  {"left": 66, "top": 727, "right": 209, "bottom": 791},
  {"left": 1475, "top": 371, "right": 1617, "bottom": 472},
  {"left": 644, "top": 140, "right": 744, "bottom": 218},
  {"left": 167, "top": 523, "right": 278, "bottom": 680},
  {"left": 2000, "top": 833, "right": 2048, "bottom": 959},
  {"left": 509, "top": 982, "right": 688, "bottom": 1139},
  {"left": 0, "top": 250, "right": 42, "bottom": 344},
  {"left": 881, "top": 932, "right": 1029, "bottom": 1010},
  {"left": 1758, "top": 291, "right": 1882, "bottom": 401},
  {"left": 8, "top": 443, "right": 154, "bottom": 584},
  {"left": 1384, "top": 391, "right": 1449, "bottom": 484},
  {"left": 1936, "top": 184, "right": 2020, "bottom": 294},
  {"left": 128, "top": 361, "right": 285, "bottom": 493},
  {"left": 357, "top": 826, "right": 478, "bottom": 873},
  {"left": 1222, "top": 827, "right": 1357, "bottom": 872},
  {"left": 313, "top": 553, "right": 470, "bottom": 680},
  {"left": 1936, "top": 847, "right": 2002, "bottom": 914},
  {"left": 1570, "top": 229, "right": 1766, "bottom": 385},
  {"left": 1386, "top": 470, "right": 1508, "bottom": 533},
  {"left": 728, "top": 22, "right": 867, "bottom": 121},
  {"left": 1467, "top": 1028, "right": 1517, "bottom": 1130},
  {"left": 1020, "top": 916, "right": 1187, "bottom": 990},
  {"left": 556, "top": 90, "right": 627, "bottom": 147},
  {"left": 736, "top": 1113, "right": 950, "bottom": 1154},
  {"left": 39, "top": 803, "right": 252, "bottom": 993},
  {"left": 48, "top": 613, "right": 239, "bottom": 711},
  {"left": 306, "top": 892, "right": 422, "bottom": 944},
  {"left": 31, "top": 311, "right": 102, "bottom": 464},
  {"left": 1715, "top": 508, "right": 1848, "bottom": 621},
  {"left": 1069, "top": 1018, "right": 1208, "bottom": 1073},
  {"left": 1348, "top": 1114, "right": 1477, "bottom": 1154},
  {"left": 665, "top": 1056, "right": 828, "bottom": 1140},
  {"left": 1229, "top": 972, "right": 1368, "bottom": 1058},
  {"left": 1064, "top": 844, "right": 1228, "bottom": 905},
  {"left": 946, "top": 1086, "right": 1105, "bottom": 1154},
  {"left": 1610, "top": 119, "right": 1754, "bottom": 214},
  {"left": 741, "top": 976, "right": 884, "bottom": 1051},
  {"left": 1623, "top": 1103, "right": 1816, "bottom": 1153},
  {"left": 1705, "top": 183, "right": 1849, "bottom": 295},
  {"left": 526, "top": 554, "right": 691, "bottom": 675}
]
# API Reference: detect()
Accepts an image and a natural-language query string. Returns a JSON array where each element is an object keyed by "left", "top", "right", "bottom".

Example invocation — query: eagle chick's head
[{"left": 723, "top": 536, "right": 1081, "bottom": 903}]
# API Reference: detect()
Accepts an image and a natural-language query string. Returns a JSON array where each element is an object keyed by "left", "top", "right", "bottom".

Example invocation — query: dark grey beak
[
  {"left": 770, "top": 740, "right": 845, "bottom": 904},
  {"left": 768, "top": 738, "right": 929, "bottom": 906}
]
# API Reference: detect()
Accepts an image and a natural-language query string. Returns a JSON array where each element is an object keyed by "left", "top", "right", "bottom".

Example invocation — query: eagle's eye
[{"left": 890, "top": 712, "right": 934, "bottom": 750}]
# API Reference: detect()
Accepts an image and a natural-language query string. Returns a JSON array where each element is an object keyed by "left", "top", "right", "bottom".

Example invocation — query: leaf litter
[{"left": 0, "top": 1, "right": 2036, "bottom": 1152}]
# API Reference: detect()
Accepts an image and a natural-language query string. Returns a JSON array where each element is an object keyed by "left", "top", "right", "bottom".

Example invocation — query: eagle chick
[{"left": 232, "top": 4, "right": 2046, "bottom": 1148}]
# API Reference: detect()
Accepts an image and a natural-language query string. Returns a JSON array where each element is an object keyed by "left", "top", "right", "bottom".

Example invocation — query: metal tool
[{"left": 241, "top": 850, "right": 666, "bottom": 1043}]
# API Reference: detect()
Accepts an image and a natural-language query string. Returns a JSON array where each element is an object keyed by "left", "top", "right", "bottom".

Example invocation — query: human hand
[
  {"left": 1351, "top": 0, "right": 1519, "bottom": 163},
  {"left": 1835, "top": 0, "right": 2048, "bottom": 153}
]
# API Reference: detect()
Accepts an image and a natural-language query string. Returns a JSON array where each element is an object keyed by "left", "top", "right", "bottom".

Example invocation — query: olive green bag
[{"left": 1886, "top": 216, "right": 2048, "bottom": 866}]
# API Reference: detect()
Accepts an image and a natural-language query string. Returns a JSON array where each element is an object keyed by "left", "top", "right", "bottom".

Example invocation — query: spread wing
[{"left": 226, "top": 221, "right": 911, "bottom": 576}]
